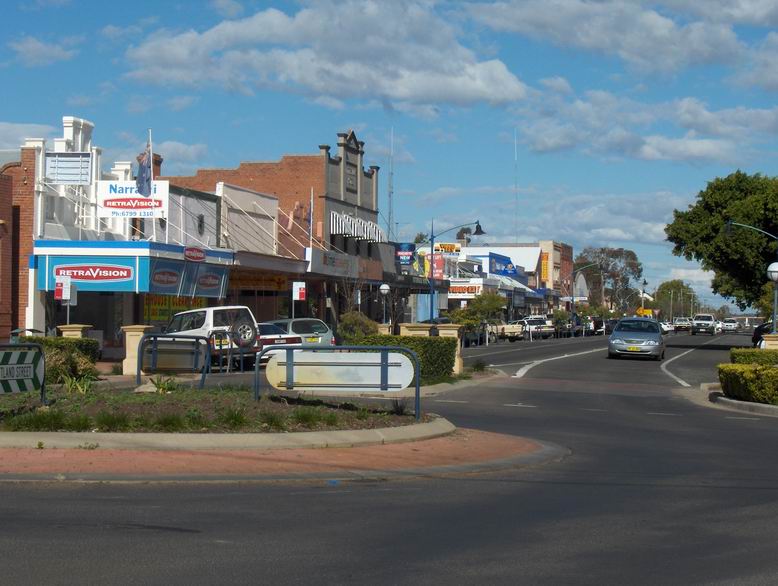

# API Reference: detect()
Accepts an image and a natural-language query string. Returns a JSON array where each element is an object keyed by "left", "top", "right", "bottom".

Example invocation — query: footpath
[{"left": 0, "top": 372, "right": 566, "bottom": 482}]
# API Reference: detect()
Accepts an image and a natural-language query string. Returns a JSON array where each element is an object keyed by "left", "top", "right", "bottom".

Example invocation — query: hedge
[
  {"left": 730, "top": 348, "right": 778, "bottom": 365},
  {"left": 359, "top": 335, "right": 457, "bottom": 384},
  {"left": 718, "top": 363, "right": 778, "bottom": 405},
  {"left": 21, "top": 336, "right": 100, "bottom": 363},
  {"left": 19, "top": 336, "right": 99, "bottom": 384}
]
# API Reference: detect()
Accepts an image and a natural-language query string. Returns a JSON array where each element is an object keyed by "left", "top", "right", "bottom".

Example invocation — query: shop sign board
[
  {"left": 96, "top": 180, "right": 169, "bottom": 219},
  {"left": 184, "top": 247, "right": 205, "bottom": 262},
  {"left": 433, "top": 242, "right": 460, "bottom": 256},
  {"left": 229, "top": 271, "right": 288, "bottom": 291},
  {"left": 39, "top": 256, "right": 144, "bottom": 293},
  {"left": 489, "top": 253, "right": 519, "bottom": 277},
  {"left": 307, "top": 248, "right": 357, "bottom": 279},
  {"left": 448, "top": 278, "right": 484, "bottom": 300},
  {"left": 293, "top": 281, "right": 306, "bottom": 301}
]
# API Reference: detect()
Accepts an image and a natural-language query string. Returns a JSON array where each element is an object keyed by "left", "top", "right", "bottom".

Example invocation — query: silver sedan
[{"left": 607, "top": 318, "right": 665, "bottom": 361}]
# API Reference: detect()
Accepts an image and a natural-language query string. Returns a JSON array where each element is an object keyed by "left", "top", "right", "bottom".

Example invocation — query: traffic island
[{"left": 0, "top": 426, "right": 566, "bottom": 482}]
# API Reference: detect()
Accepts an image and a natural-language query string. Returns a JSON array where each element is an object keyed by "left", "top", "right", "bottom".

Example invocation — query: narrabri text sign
[{"left": 96, "top": 180, "right": 169, "bottom": 219}]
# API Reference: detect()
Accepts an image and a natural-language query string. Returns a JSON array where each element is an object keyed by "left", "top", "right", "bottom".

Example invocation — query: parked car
[
  {"left": 604, "top": 319, "right": 620, "bottom": 335},
  {"left": 488, "top": 320, "right": 525, "bottom": 342},
  {"left": 752, "top": 321, "right": 772, "bottom": 347},
  {"left": 691, "top": 313, "right": 716, "bottom": 335},
  {"left": 270, "top": 318, "right": 335, "bottom": 347},
  {"left": 166, "top": 305, "right": 260, "bottom": 366},
  {"left": 721, "top": 318, "right": 739, "bottom": 332},
  {"left": 255, "top": 322, "right": 302, "bottom": 363},
  {"left": 673, "top": 317, "right": 691, "bottom": 332},
  {"left": 607, "top": 318, "right": 665, "bottom": 360},
  {"left": 521, "top": 317, "right": 555, "bottom": 339}
]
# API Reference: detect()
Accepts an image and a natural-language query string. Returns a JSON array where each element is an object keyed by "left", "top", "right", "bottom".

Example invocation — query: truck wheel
[{"left": 231, "top": 319, "right": 257, "bottom": 348}]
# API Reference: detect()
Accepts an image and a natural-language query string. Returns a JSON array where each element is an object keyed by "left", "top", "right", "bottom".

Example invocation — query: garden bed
[{"left": 0, "top": 382, "right": 424, "bottom": 433}]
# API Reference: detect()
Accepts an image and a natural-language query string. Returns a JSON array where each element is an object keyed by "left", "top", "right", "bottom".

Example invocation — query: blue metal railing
[
  {"left": 136, "top": 334, "right": 211, "bottom": 389},
  {"left": 252, "top": 345, "right": 422, "bottom": 421}
]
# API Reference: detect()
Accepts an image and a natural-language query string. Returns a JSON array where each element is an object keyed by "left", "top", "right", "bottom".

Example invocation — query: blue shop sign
[
  {"left": 489, "top": 253, "right": 518, "bottom": 277},
  {"left": 37, "top": 255, "right": 147, "bottom": 293}
]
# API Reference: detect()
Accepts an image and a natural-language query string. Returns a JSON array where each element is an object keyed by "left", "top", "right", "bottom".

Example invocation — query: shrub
[
  {"left": 337, "top": 311, "right": 379, "bottom": 345},
  {"left": 359, "top": 335, "right": 457, "bottom": 385},
  {"left": 18, "top": 337, "right": 98, "bottom": 385},
  {"left": 730, "top": 348, "right": 778, "bottom": 365},
  {"left": 718, "top": 363, "right": 778, "bottom": 405},
  {"left": 21, "top": 336, "right": 100, "bottom": 362}
]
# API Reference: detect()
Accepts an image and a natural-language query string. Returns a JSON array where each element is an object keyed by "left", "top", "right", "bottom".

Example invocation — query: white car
[
  {"left": 255, "top": 322, "right": 303, "bottom": 363},
  {"left": 715, "top": 321, "right": 723, "bottom": 334},
  {"left": 722, "top": 318, "right": 739, "bottom": 332},
  {"left": 660, "top": 322, "right": 673, "bottom": 334}
]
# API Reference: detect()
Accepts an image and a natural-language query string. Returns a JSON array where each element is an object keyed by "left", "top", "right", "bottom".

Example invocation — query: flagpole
[
  {"left": 309, "top": 187, "right": 314, "bottom": 250},
  {"left": 148, "top": 128, "right": 160, "bottom": 243}
]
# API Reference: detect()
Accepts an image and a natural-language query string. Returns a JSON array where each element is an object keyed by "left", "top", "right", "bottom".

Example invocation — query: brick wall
[
  {"left": 163, "top": 155, "right": 326, "bottom": 260},
  {"left": 0, "top": 173, "right": 13, "bottom": 340},
  {"left": 2, "top": 148, "right": 36, "bottom": 331}
]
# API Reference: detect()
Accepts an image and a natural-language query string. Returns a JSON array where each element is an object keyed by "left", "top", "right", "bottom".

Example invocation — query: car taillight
[
  {"left": 288, "top": 337, "right": 302, "bottom": 344},
  {"left": 330, "top": 337, "right": 337, "bottom": 346}
]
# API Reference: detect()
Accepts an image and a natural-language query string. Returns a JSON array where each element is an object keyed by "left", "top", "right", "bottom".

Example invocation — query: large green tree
[
  {"left": 665, "top": 170, "right": 778, "bottom": 308},
  {"left": 575, "top": 247, "right": 643, "bottom": 308}
]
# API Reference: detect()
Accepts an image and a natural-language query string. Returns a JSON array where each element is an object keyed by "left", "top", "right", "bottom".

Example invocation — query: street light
[
  {"left": 379, "top": 283, "right": 390, "bottom": 324},
  {"left": 641, "top": 279, "right": 648, "bottom": 312},
  {"left": 428, "top": 220, "right": 485, "bottom": 322},
  {"left": 768, "top": 263, "right": 778, "bottom": 334},
  {"left": 571, "top": 262, "right": 599, "bottom": 337}
]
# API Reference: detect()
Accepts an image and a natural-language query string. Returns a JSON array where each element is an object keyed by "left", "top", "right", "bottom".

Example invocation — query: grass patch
[
  {"left": 259, "top": 410, "right": 287, "bottom": 431},
  {"left": 6, "top": 409, "right": 66, "bottom": 431},
  {"left": 291, "top": 406, "right": 323, "bottom": 428},
  {"left": 95, "top": 411, "right": 131, "bottom": 432},
  {"left": 154, "top": 413, "right": 186, "bottom": 432},
  {"left": 217, "top": 406, "right": 248, "bottom": 430}
]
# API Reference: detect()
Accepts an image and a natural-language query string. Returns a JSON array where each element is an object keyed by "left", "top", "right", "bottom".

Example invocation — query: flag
[{"left": 136, "top": 143, "right": 151, "bottom": 196}]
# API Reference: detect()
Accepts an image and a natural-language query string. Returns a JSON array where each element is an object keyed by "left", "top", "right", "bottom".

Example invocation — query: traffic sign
[
  {"left": 0, "top": 347, "right": 45, "bottom": 394},
  {"left": 55, "top": 275, "right": 72, "bottom": 301},
  {"left": 293, "top": 281, "right": 306, "bottom": 301}
]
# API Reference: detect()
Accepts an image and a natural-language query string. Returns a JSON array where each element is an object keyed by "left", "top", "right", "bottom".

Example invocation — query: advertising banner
[
  {"left": 448, "top": 278, "right": 484, "bottom": 300},
  {"left": 540, "top": 252, "right": 550, "bottom": 282},
  {"left": 96, "top": 180, "right": 169, "bottom": 219},
  {"left": 39, "top": 255, "right": 146, "bottom": 293},
  {"left": 489, "top": 253, "right": 518, "bottom": 277},
  {"left": 394, "top": 243, "right": 416, "bottom": 266},
  {"left": 434, "top": 242, "right": 460, "bottom": 256}
]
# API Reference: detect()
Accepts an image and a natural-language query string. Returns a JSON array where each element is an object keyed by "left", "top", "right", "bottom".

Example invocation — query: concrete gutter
[
  {"left": 701, "top": 382, "right": 778, "bottom": 418},
  {"left": 0, "top": 416, "right": 457, "bottom": 451}
]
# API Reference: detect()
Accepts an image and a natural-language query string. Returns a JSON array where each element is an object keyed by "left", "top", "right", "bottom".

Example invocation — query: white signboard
[
  {"left": 54, "top": 275, "right": 71, "bottom": 301},
  {"left": 448, "top": 278, "right": 484, "bottom": 300},
  {"left": 293, "top": 281, "right": 307, "bottom": 301},
  {"left": 96, "top": 180, "right": 169, "bottom": 219},
  {"left": 266, "top": 351, "right": 414, "bottom": 393}
]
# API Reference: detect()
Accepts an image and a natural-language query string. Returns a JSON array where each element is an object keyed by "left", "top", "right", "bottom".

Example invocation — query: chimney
[{"left": 152, "top": 153, "right": 163, "bottom": 177}]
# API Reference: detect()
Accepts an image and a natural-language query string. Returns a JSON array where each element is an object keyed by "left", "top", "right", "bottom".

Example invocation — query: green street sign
[{"left": 0, "top": 348, "right": 44, "bottom": 394}]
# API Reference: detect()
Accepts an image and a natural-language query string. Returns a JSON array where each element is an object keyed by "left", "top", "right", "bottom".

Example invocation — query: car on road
[
  {"left": 271, "top": 318, "right": 335, "bottom": 347},
  {"left": 659, "top": 321, "right": 673, "bottom": 334},
  {"left": 691, "top": 313, "right": 716, "bottom": 335},
  {"left": 673, "top": 317, "right": 691, "bottom": 332},
  {"left": 721, "top": 318, "right": 739, "bottom": 332},
  {"left": 255, "top": 322, "right": 302, "bottom": 363},
  {"left": 608, "top": 318, "right": 665, "bottom": 360}
]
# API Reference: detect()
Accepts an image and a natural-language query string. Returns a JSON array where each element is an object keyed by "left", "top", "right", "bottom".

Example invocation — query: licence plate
[
  {"left": 626, "top": 346, "right": 641, "bottom": 352},
  {"left": 306, "top": 337, "right": 319, "bottom": 343}
]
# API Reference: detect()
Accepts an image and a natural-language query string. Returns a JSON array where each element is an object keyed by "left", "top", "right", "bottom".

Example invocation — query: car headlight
[
  {"left": 610, "top": 338, "right": 624, "bottom": 344},
  {"left": 644, "top": 340, "right": 659, "bottom": 346}
]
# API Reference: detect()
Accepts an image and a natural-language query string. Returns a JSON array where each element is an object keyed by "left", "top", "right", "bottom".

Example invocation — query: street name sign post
[{"left": 0, "top": 343, "right": 46, "bottom": 403}]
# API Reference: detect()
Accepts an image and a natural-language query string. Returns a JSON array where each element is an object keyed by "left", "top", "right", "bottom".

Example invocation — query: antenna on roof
[{"left": 387, "top": 127, "right": 394, "bottom": 242}]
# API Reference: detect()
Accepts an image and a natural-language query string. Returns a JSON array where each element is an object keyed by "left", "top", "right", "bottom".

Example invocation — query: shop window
[{"left": 197, "top": 214, "right": 205, "bottom": 236}]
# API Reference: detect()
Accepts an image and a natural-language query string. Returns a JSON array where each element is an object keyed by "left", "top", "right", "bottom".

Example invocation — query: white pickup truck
[
  {"left": 489, "top": 320, "right": 525, "bottom": 342},
  {"left": 166, "top": 305, "right": 259, "bottom": 350},
  {"left": 691, "top": 313, "right": 717, "bottom": 335}
]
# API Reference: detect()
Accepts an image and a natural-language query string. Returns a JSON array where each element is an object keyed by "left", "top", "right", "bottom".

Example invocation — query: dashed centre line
[
  {"left": 580, "top": 408, "right": 608, "bottom": 412},
  {"left": 503, "top": 403, "right": 537, "bottom": 408},
  {"left": 646, "top": 412, "right": 682, "bottom": 417},
  {"left": 725, "top": 416, "right": 761, "bottom": 421}
]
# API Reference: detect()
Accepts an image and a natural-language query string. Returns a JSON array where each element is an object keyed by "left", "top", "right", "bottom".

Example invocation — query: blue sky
[{"left": 4, "top": 0, "right": 778, "bottom": 310}]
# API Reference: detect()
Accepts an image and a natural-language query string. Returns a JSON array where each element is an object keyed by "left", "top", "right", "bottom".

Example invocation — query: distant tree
[
  {"left": 455, "top": 227, "right": 472, "bottom": 245},
  {"left": 652, "top": 280, "right": 697, "bottom": 319},
  {"left": 575, "top": 247, "right": 643, "bottom": 309},
  {"left": 665, "top": 170, "right": 778, "bottom": 308},
  {"left": 413, "top": 232, "right": 428, "bottom": 244}
]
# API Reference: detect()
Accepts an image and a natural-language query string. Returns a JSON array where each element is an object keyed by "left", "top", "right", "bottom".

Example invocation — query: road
[{"left": 2, "top": 331, "right": 778, "bottom": 584}]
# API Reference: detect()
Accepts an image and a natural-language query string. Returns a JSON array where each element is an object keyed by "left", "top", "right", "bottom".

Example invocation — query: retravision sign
[{"left": 96, "top": 180, "right": 169, "bottom": 219}]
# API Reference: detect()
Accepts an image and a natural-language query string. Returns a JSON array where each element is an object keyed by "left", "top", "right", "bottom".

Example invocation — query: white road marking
[
  {"left": 512, "top": 347, "right": 607, "bottom": 379},
  {"left": 433, "top": 400, "right": 469, "bottom": 404},
  {"left": 725, "top": 416, "right": 761, "bottom": 421},
  {"left": 580, "top": 408, "right": 608, "bottom": 412},
  {"left": 487, "top": 361, "right": 534, "bottom": 367},
  {"left": 646, "top": 412, "right": 682, "bottom": 416},
  {"left": 503, "top": 403, "right": 537, "bottom": 408},
  {"left": 660, "top": 336, "right": 722, "bottom": 387}
]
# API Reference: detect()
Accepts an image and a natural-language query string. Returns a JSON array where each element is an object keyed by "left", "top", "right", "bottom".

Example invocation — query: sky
[{"left": 3, "top": 0, "right": 778, "bottom": 310}]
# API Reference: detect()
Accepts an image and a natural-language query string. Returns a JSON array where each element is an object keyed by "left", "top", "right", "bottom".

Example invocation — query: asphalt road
[{"left": 2, "top": 331, "right": 777, "bottom": 585}]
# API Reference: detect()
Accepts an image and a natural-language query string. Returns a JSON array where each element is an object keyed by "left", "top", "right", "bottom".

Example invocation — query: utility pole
[
  {"left": 670, "top": 290, "right": 674, "bottom": 320},
  {"left": 387, "top": 127, "right": 394, "bottom": 241}
]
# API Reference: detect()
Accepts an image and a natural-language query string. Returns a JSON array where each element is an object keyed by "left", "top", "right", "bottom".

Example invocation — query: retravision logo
[
  {"left": 54, "top": 264, "right": 133, "bottom": 282},
  {"left": 152, "top": 269, "right": 180, "bottom": 287},
  {"left": 103, "top": 198, "right": 163, "bottom": 209}
]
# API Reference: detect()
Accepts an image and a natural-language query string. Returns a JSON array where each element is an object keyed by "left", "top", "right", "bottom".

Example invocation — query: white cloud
[
  {"left": 124, "top": 1, "right": 526, "bottom": 112},
  {"left": 669, "top": 267, "right": 714, "bottom": 287},
  {"left": 0, "top": 121, "right": 56, "bottom": 149},
  {"left": 469, "top": 0, "right": 744, "bottom": 73},
  {"left": 738, "top": 32, "right": 778, "bottom": 92},
  {"left": 310, "top": 95, "right": 345, "bottom": 110},
  {"left": 211, "top": 0, "right": 244, "bottom": 18},
  {"left": 167, "top": 95, "right": 198, "bottom": 111},
  {"left": 8, "top": 36, "right": 79, "bottom": 66},
  {"left": 103, "top": 137, "right": 208, "bottom": 176},
  {"left": 539, "top": 76, "right": 573, "bottom": 94},
  {"left": 126, "top": 95, "right": 152, "bottom": 114},
  {"left": 657, "top": 0, "right": 778, "bottom": 26}
]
